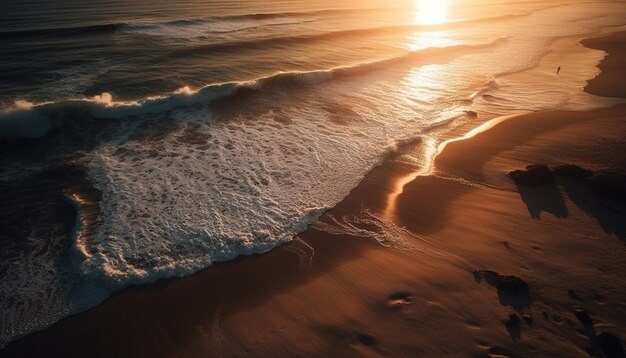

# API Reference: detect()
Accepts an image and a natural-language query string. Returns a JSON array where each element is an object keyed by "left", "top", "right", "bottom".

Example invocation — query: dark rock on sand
[
  {"left": 541, "top": 164, "right": 626, "bottom": 201},
  {"left": 496, "top": 275, "right": 532, "bottom": 310},
  {"left": 495, "top": 275, "right": 529, "bottom": 297},
  {"left": 596, "top": 332, "right": 626, "bottom": 358},
  {"left": 509, "top": 164, "right": 555, "bottom": 187},
  {"left": 553, "top": 164, "right": 594, "bottom": 180},
  {"left": 589, "top": 172, "right": 626, "bottom": 201},
  {"left": 474, "top": 271, "right": 531, "bottom": 311}
]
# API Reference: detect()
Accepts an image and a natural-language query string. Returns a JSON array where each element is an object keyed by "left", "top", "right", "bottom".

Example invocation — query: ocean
[{"left": 1, "top": 0, "right": 625, "bottom": 348}]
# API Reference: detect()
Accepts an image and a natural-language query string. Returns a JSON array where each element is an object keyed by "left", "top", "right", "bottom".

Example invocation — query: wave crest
[{"left": 0, "top": 37, "right": 507, "bottom": 140}]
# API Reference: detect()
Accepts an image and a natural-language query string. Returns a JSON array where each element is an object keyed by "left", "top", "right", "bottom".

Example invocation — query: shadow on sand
[
  {"left": 474, "top": 270, "right": 532, "bottom": 341},
  {"left": 511, "top": 165, "right": 626, "bottom": 243},
  {"left": 572, "top": 307, "right": 626, "bottom": 358},
  {"left": 516, "top": 184, "right": 568, "bottom": 219}
]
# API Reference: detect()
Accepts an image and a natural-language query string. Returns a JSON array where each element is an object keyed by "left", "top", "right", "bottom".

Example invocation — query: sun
[{"left": 414, "top": 0, "right": 450, "bottom": 25}]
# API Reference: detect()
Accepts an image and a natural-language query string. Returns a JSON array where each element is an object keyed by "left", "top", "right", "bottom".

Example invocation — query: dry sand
[{"left": 2, "top": 32, "right": 626, "bottom": 358}]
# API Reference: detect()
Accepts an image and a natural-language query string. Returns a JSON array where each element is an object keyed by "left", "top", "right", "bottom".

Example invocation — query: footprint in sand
[
  {"left": 387, "top": 292, "right": 412, "bottom": 309},
  {"left": 568, "top": 289, "right": 585, "bottom": 302},
  {"left": 356, "top": 334, "right": 377, "bottom": 347},
  {"left": 488, "top": 346, "right": 512, "bottom": 358},
  {"left": 464, "top": 319, "right": 482, "bottom": 330},
  {"left": 593, "top": 293, "right": 605, "bottom": 305}
]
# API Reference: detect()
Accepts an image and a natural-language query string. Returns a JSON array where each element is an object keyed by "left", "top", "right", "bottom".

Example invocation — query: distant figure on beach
[{"left": 557, "top": 65, "right": 561, "bottom": 75}]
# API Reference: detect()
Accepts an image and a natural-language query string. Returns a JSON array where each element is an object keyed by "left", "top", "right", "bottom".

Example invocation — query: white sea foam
[{"left": 81, "top": 101, "right": 394, "bottom": 284}]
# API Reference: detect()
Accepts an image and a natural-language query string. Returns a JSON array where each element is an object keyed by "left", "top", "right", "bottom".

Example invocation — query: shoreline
[
  {"left": 583, "top": 30, "right": 626, "bottom": 98},
  {"left": 2, "top": 31, "right": 626, "bottom": 357}
]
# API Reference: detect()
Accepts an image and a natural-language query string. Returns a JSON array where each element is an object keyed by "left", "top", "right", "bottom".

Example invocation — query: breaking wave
[{"left": 0, "top": 37, "right": 507, "bottom": 140}]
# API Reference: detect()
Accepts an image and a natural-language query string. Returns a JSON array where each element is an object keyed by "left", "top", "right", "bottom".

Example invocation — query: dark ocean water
[
  {"left": 0, "top": 0, "right": 465, "bottom": 104},
  {"left": 1, "top": 0, "right": 625, "bottom": 348}
]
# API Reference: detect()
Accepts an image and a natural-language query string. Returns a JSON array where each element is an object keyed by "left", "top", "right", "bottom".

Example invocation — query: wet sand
[{"left": 2, "top": 32, "right": 625, "bottom": 358}]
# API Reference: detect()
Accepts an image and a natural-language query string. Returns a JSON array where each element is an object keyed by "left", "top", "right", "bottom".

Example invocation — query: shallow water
[{"left": 0, "top": 0, "right": 625, "bottom": 348}]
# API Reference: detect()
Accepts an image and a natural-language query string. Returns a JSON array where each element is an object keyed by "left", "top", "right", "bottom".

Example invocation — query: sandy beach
[{"left": 2, "top": 31, "right": 625, "bottom": 358}]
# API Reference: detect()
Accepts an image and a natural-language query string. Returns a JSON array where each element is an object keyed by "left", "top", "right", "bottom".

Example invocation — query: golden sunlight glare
[{"left": 414, "top": 0, "right": 449, "bottom": 25}]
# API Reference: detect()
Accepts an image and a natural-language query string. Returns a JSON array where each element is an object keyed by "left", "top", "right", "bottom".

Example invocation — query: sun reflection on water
[
  {"left": 406, "top": 31, "right": 452, "bottom": 51},
  {"left": 406, "top": 0, "right": 453, "bottom": 51}
]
